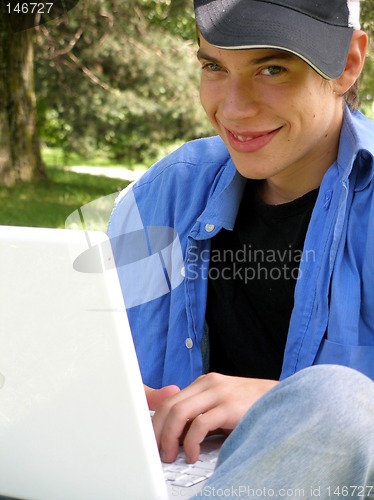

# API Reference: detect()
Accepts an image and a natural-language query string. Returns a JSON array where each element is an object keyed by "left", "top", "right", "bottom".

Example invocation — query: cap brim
[{"left": 195, "top": 0, "right": 353, "bottom": 79}]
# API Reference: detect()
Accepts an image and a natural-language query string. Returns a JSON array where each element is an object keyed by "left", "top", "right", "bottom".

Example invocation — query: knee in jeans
[{"left": 291, "top": 364, "right": 374, "bottom": 432}]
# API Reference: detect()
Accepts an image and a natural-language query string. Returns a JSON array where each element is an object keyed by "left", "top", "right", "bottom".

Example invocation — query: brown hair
[{"left": 344, "top": 80, "right": 359, "bottom": 110}]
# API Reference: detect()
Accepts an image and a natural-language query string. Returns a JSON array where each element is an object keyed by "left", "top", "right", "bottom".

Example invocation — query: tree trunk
[{"left": 0, "top": 5, "right": 45, "bottom": 186}]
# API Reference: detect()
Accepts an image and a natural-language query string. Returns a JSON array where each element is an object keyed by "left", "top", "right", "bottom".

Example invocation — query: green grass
[
  {"left": 41, "top": 146, "right": 147, "bottom": 170},
  {"left": 0, "top": 142, "right": 184, "bottom": 229},
  {"left": 0, "top": 150, "right": 132, "bottom": 229}
]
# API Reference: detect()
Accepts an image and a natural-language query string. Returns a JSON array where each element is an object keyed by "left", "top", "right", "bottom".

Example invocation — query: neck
[
  {"left": 259, "top": 139, "right": 340, "bottom": 205},
  {"left": 257, "top": 178, "right": 321, "bottom": 205}
]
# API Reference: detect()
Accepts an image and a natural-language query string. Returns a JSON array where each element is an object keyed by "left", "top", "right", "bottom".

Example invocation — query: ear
[{"left": 332, "top": 30, "right": 368, "bottom": 94}]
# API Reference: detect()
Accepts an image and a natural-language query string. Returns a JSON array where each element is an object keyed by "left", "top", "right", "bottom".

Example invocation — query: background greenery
[
  {"left": 0, "top": 0, "right": 373, "bottom": 228},
  {"left": 34, "top": 0, "right": 213, "bottom": 165},
  {"left": 360, "top": 0, "right": 374, "bottom": 116},
  {"left": 0, "top": 151, "right": 129, "bottom": 228}
]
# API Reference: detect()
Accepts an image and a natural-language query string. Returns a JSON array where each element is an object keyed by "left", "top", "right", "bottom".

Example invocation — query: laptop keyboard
[
  {"left": 150, "top": 410, "right": 223, "bottom": 488},
  {"left": 161, "top": 446, "right": 219, "bottom": 488}
]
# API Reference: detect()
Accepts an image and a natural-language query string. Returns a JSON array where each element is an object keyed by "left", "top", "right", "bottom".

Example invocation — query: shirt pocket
[{"left": 315, "top": 339, "right": 374, "bottom": 381}]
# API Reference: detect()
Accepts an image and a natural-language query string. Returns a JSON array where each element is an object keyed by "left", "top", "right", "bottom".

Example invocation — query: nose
[{"left": 220, "top": 77, "right": 260, "bottom": 121}]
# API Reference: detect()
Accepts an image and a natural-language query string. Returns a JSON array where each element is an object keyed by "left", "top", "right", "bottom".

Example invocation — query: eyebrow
[
  {"left": 251, "top": 52, "right": 295, "bottom": 65},
  {"left": 196, "top": 48, "right": 296, "bottom": 66},
  {"left": 196, "top": 49, "right": 220, "bottom": 63}
]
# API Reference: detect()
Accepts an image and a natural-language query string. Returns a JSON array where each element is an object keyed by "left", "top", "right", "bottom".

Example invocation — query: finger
[
  {"left": 157, "top": 386, "right": 222, "bottom": 463},
  {"left": 155, "top": 396, "right": 196, "bottom": 462},
  {"left": 152, "top": 376, "right": 210, "bottom": 444},
  {"left": 153, "top": 373, "right": 232, "bottom": 461},
  {"left": 147, "top": 385, "right": 180, "bottom": 411},
  {"left": 182, "top": 405, "right": 232, "bottom": 463}
]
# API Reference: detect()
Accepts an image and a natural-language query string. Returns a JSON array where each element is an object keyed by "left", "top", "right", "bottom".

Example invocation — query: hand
[
  {"left": 144, "top": 384, "right": 180, "bottom": 411},
  {"left": 152, "top": 372, "right": 278, "bottom": 464}
]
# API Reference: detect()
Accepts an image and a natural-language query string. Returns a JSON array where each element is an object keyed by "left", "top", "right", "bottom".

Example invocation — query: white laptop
[{"left": 0, "top": 225, "right": 223, "bottom": 500}]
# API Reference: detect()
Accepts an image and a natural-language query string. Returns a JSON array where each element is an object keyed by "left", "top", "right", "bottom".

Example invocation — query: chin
[{"left": 232, "top": 162, "right": 272, "bottom": 180}]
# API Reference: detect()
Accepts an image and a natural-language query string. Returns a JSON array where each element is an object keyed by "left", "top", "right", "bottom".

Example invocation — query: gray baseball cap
[{"left": 194, "top": 0, "right": 361, "bottom": 79}]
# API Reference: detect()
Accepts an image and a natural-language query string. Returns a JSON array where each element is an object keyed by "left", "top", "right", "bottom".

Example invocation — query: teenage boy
[{"left": 108, "top": 0, "right": 374, "bottom": 492}]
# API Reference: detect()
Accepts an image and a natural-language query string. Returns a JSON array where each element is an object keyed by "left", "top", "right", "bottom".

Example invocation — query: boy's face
[{"left": 198, "top": 36, "right": 345, "bottom": 198}]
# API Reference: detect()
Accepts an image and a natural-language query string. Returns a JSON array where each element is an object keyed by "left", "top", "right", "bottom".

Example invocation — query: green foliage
[
  {"left": 139, "top": 0, "right": 196, "bottom": 40},
  {"left": 360, "top": 0, "right": 374, "bottom": 116},
  {"left": 34, "top": 0, "right": 212, "bottom": 165}
]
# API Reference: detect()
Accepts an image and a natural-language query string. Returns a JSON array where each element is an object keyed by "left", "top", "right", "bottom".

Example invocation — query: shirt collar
[
  {"left": 338, "top": 106, "right": 374, "bottom": 190},
  {"left": 193, "top": 157, "right": 246, "bottom": 239}
]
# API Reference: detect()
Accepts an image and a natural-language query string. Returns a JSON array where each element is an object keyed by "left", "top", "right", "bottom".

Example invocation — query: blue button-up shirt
[{"left": 108, "top": 107, "right": 374, "bottom": 389}]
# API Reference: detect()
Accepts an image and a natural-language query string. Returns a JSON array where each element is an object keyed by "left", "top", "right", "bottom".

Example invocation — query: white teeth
[{"left": 234, "top": 134, "right": 253, "bottom": 142}]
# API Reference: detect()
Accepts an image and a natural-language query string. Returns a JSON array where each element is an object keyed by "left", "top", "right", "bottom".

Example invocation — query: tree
[
  {"left": 34, "top": 0, "right": 212, "bottom": 164},
  {"left": 0, "top": 3, "right": 45, "bottom": 186}
]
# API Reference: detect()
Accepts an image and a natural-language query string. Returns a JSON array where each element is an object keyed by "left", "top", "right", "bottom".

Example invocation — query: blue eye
[
  {"left": 261, "top": 66, "right": 284, "bottom": 76},
  {"left": 203, "top": 63, "right": 222, "bottom": 72}
]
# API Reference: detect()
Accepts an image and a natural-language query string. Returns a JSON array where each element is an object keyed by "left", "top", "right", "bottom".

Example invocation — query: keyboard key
[
  {"left": 172, "top": 473, "right": 206, "bottom": 487},
  {"left": 161, "top": 435, "right": 225, "bottom": 488},
  {"left": 195, "top": 459, "right": 217, "bottom": 470},
  {"left": 162, "top": 464, "right": 192, "bottom": 474},
  {"left": 199, "top": 453, "right": 218, "bottom": 463},
  {"left": 162, "top": 447, "right": 219, "bottom": 487},
  {"left": 184, "top": 466, "right": 214, "bottom": 478},
  {"left": 163, "top": 471, "right": 183, "bottom": 481}
]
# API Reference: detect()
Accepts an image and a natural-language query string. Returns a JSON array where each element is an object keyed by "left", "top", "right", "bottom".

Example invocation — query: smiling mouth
[
  {"left": 230, "top": 129, "right": 279, "bottom": 142},
  {"left": 233, "top": 133, "right": 254, "bottom": 142},
  {"left": 225, "top": 127, "right": 281, "bottom": 153}
]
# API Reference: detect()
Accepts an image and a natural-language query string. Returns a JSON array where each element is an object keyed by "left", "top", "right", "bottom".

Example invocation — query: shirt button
[
  {"left": 205, "top": 223, "right": 215, "bottom": 233},
  {"left": 185, "top": 338, "right": 193, "bottom": 349}
]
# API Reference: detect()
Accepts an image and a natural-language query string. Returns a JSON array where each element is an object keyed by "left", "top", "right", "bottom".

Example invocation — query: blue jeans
[{"left": 196, "top": 365, "right": 374, "bottom": 499}]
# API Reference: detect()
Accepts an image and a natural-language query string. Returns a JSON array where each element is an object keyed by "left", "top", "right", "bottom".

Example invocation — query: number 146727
[{"left": 6, "top": 3, "right": 54, "bottom": 14}]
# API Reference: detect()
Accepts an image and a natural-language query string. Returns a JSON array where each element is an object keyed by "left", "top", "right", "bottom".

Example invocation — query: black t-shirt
[{"left": 206, "top": 181, "right": 319, "bottom": 380}]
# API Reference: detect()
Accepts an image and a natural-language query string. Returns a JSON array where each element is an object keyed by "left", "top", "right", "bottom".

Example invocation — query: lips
[
  {"left": 226, "top": 127, "right": 281, "bottom": 153},
  {"left": 232, "top": 133, "right": 256, "bottom": 142}
]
